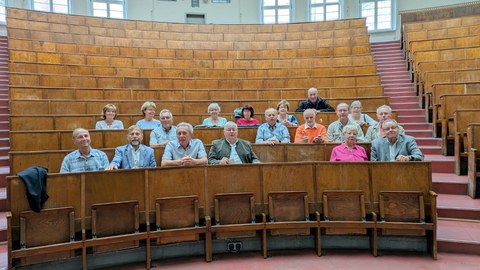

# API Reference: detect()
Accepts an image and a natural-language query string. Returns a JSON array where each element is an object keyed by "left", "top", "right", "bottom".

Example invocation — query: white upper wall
[{"left": 2, "top": 0, "right": 476, "bottom": 41}]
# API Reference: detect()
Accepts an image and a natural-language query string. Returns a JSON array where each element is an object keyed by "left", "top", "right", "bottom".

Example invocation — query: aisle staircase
[
  {"left": 0, "top": 35, "right": 9, "bottom": 248},
  {"left": 372, "top": 40, "right": 480, "bottom": 255}
]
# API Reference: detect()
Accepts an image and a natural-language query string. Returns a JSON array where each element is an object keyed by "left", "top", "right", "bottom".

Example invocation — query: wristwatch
[{"left": 409, "top": 156, "right": 414, "bottom": 161}]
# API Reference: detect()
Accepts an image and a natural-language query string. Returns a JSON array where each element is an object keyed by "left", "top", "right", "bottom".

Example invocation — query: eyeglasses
[{"left": 383, "top": 126, "right": 398, "bottom": 131}]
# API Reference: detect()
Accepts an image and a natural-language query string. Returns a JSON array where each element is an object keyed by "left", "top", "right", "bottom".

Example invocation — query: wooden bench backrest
[
  {"left": 7, "top": 162, "right": 433, "bottom": 244},
  {"left": 9, "top": 96, "right": 389, "bottom": 115},
  {"left": 431, "top": 82, "right": 480, "bottom": 106}
]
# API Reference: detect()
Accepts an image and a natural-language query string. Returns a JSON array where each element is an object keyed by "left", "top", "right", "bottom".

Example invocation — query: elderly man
[
  {"left": 327, "top": 103, "right": 364, "bottom": 142},
  {"left": 150, "top": 109, "right": 177, "bottom": 147},
  {"left": 255, "top": 108, "right": 291, "bottom": 145},
  {"left": 106, "top": 125, "right": 156, "bottom": 170},
  {"left": 60, "top": 128, "right": 109, "bottom": 173},
  {"left": 365, "top": 105, "right": 405, "bottom": 142},
  {"left": 294, "top": 109, "right": 327, "bottom": 143},
  {"left": 208, "top": 122, "right": 260, "bottom": 164},
  {"left": 161, "top": 122, "right": 208, "bottom": 167},
  {"left": 295, "top": 87, "right": 334, "bottom": 113},
  {"left": 370, "top": 119, "right": 423, "bottom": 162}
]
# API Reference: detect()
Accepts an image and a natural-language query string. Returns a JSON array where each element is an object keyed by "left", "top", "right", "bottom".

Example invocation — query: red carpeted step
[
  {"left": 425, "top": 154, "right": 455, "bottom": 173},
  {"left": 437, "top": 194, "right": 480, "bottom": 220},
  {"left": 415, "top": 137, "right": 442, "bottom": 147},
  {"left": 390, "top": 102, "right": 421, "bottom": 109},
  {"left": 438, "top": 219, "right": 480, "bottom": 255},
  {"left": 433, "top": 173, "right": 468, "bottom": 195},
  {"left": 420, "top": 146, "right": 442, "bottom": 155}
]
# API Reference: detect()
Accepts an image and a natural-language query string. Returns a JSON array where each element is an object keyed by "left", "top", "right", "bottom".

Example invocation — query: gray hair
[
  {"left": 303, "top": 108, "right": 317, "bottom": 118},
  {"left": 350, "top": 100, "right": 362, "bottom": 109},
  {"left": 336, "top": 102, "right": 349, "bottom": 110},
  {"left": 127, "top": 125, "right": 143, "bottom": 135},
  {"left": 376, "top": 105, "right": 392, "bottom": 115},
  {"left": 224, "top": 121, "right": 238, "bottom": 131},
  {"left": 176, "top": 122, "right": 194, "bottom": 134},
  {"left": 342, "top": 124, "right": 358, "bottom": 135},
  {"left": 159, "top": 109, "right": 173, "bottom": 118},
  {"left": 207, "top": 103, "right": 221, "bottom": 113}
]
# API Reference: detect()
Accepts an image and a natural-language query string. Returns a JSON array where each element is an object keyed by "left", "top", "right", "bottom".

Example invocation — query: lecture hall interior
[{"left": 0, "top": 0, "right": 480, "bottom": 269}]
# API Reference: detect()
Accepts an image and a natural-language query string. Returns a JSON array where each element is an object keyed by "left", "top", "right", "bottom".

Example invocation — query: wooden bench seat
[
  {"left": 407, "top": 35, "right": 480, "bottom": 69},
  {"left": 416, "top": 59, "right": 480, "bottom": 106},
  {"left": 467, "top": 123, "right": 480, "bottom": 198},
  {"left": 9, "top": 39, "right": 373, "bottom": 61},
  {"left": 453, "top": 110, "right": 480, "bottom": 174},
  {"left": 9, "top": 110, "right": 395, "bottom": 131},
  {"left": 8, "top": 142, "right": 372, "bottom": 174},
  {"left": 433, "top": 94, "right": 480, "bottom": 138},
  {"left": 9, "top": 96, "right": 388, "bottom": 115},
  {"left": 422, "top": 69, "right": 480, "bottom": 111},
  {"left": 8, "top": 72, "right": 382, "bottom": 90},
  {"left": 8, "top": 85, "right": 385, "bottom": 101},
  {"left": 7, "top": 162, "right": 435, "bottom": 268},
  {"left": 402, "top": 15, "right": 480, "bottom": 55},
  {"left": 9, "top": 61, "right": 378, "bottom": 79}
]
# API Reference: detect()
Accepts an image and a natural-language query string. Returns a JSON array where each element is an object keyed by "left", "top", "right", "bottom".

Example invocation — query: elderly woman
[
  {"left": 330, "top": 124, "right": 368, "bottom": 161},
  {"left": 136, "top": 101, "right": 161, "bottom": 129},
  {"left": 236, "top": 104, "right": 260, "bottom": 126},
  {"left": 348, "top": 100, "right": 377, "bottom": 127},
  {"left": 277, "top": 99, "right": 298, "bottom": 127},
  {"left": 95, "top": 104, "right": 124, "bottom": 130},
  {"left": 201, "top": 103, "right": 227, "bottom": 127}
]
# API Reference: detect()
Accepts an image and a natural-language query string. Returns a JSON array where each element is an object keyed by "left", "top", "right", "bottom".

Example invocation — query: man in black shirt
[{"left": 295, "top": 87, "right": 335, "bottom": 113}]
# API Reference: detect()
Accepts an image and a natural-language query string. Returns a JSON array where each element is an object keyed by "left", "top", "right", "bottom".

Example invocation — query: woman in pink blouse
[{"left": 330, "top": 124, "right": 368, "bottom": 161}]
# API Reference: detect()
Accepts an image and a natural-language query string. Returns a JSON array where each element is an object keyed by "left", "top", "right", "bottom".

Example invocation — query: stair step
[
  {"left": 433, "top": 173, "right": 468, "bottom": 195},
  {"left": 0, "top": 211, "right": 6, "bottom": 242},
  {"left": 0, "top": 138, "right": 9, "bottom": 148},
  {"left": 415, "top": 137, "right": 442, "bottom": 147},
  {"left": 0, "top": 156, "right": 9, "bottom": 167},
  {"left": 438, "top": 219, "right": 480, "bottom": 255},
  {"left": 390, "top": 102, "right": 421, "bottom": 109},
  {"left": 419, "top": 145, "right": 442, "bottom": 155},
  {"left": 425, "top": 154, "right": 455, "bottom": 173},
  {"left": 389, "top": 96, "right": 420, "bottom": 103},
  {"left": 437, "top": 194, "right": 480, "bottom": 220},
  {"left": 394, "top": 108, "right": 425, "bottom": 116},
  {"left": 402, "top": 122, "right": 432, "bottom": 130},
  {"left": 404, "top": 130, "right": 433, "bottom": 137}
]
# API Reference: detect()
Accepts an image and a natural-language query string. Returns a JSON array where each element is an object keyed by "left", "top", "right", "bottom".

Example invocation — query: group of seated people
[{"left": 60, "top": 87, "right": 424, "bottom": 173}]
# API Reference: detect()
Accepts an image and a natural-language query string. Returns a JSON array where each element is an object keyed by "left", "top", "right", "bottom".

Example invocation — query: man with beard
[
  {"left": 161, "top": 122, "right": 208, "bottom": 167},
  {"left": 208, "top": 121, "right": 260, "bottom": 164},
  {"left": 106, "top": 125, "right": 156, "bottom": 170},
  {"left": 370, "top": 119, "right": 423, "bottom": 162},
  {"left": 60, "top": 128, "right": 109, "bottom": 173}
]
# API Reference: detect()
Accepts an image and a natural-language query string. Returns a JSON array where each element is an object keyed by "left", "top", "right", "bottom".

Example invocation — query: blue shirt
[
  {"left": 60, "top": 147, "right": 109, "bottom": 173},
  {"left": 95, "top": 120, "right": 124, "bottom": 130},
  {"left": 162, "top": 139, "right": 207, "bottom": 161},
  {"left": 150, "top": 126, "right": 177, "bottom": 145},
  {"left": 255, "top": 122, "right": 291, "bottom": 143},
  {"left": 136, "top": 119, "right": 161, "bottom": 129},
  {"left": 202, "top": 117, "right": 227, "bottom": 127}
]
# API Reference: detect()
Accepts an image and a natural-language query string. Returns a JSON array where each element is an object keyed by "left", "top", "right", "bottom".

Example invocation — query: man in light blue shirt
[
  {"left": 60, "top": 128, "right": 109, "bottom": 173},
  {"left": 255, "top": 108, "right": 291, "bottom": 145},
  {"left": 150, "top": 109, "right": 177, "bottom": 146},
  {"left": 106, "top": 125, "right": 156, "bottom": 170},
  {"left": 161, "top": 122, "right": 208, "bottom": 167}
]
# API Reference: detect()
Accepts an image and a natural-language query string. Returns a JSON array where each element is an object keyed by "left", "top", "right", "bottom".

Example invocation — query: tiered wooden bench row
[
  {"left": 467, "top": 123, "right": 480, "bottom": 197},
  {"left": 7, "top": 162, "right": 436, "bottom": 269},
  {"left": 9, "top": 110, "right": 394, "bottom": 131},
  {"left": 8, "top": 39, "right": 372, "bottom": 60},
  {"left": 9, "top": 142, "right": 372, "bottom": 174},
  {"left": 8, "top": 85, "right": 385, "bottom": 101},
  {"left": 402, "top": 15, "right": 480, "bottom": 57},
  {"left": 9, "top": 96, "right": 389, "bottom": 115}
]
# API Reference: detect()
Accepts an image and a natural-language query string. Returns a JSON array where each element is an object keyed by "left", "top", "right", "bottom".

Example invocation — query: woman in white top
[
  {"left": 95, "top": 104, "right": 124, "bottom": 130},
  {"left": 201, "top": 103, "right": 227, "bottom": 127},
  {"left": 136, "top": 101, "right": 161, "bottom": 129},
  {"left": 348, "top": 100, "right": 377, "bottom": 127}
]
